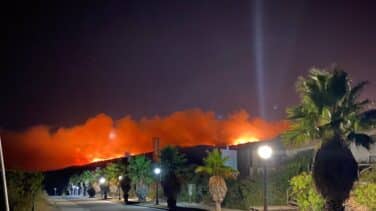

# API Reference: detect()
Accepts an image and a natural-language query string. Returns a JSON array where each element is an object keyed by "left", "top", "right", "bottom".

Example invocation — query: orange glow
[
  {"left": 91, "top": 157, "right": 106, "bottom": 162},
  {"left": 1, "top": 109, "right": 289, "bottom": 171},
  {"left": 233, "top": 136, "right": 259, "bottom": 145},
  {"left": 90, "top": 153, "right": 124, "bottom": 163}
]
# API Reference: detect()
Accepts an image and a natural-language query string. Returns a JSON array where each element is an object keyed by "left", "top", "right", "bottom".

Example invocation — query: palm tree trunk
[
  {"left": 313, "top": 137, "right": 357, "bottom": 211},
  {"left": 215, "top": 202, "right": 221, "bottom": 211},
  {"left": 325, "top": 199, "right": 344, "bottom": 211}
]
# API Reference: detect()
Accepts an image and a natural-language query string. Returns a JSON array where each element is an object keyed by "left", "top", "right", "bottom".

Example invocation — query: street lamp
[
  {"left": 53, "top": 187, "right": 57, "bottom": 196},
  {"left": 118, "top": 175, "right": 123, "bottom": 200},
  {"left": 153, "top": 167, "right": 161, "bottom": 205},
  {"left": 257, "top": 145, "right": 273, "bottom": 211},
  {"left": 99, "top": 177, "right": 107, "bottom": 200},
  {"left": 99, "top": 177, "right": 106, "bottom": 185}
]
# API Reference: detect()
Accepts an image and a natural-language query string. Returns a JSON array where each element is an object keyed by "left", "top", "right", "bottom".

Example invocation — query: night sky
[{"left": 3, "top": 0, "right": 376, "bottom": 130}]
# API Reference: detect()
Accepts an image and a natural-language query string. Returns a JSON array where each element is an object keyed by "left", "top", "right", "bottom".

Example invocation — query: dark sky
[{"left": 2, "top": 0, "right": 376, "bottom": 130}]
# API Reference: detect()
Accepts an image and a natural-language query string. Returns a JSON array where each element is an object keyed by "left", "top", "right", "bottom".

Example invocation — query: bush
[
  {"left": 222, "top": 150, "right": 313, "bottom": 209},
  {"left": 223, "top": 178, "right": 263, "bottom": 209},
  {"left": 87, "top": 187, "right": 96, "bottom": 197},
  {"left": 351, "top": 166, "right": 376, "bottom": 209},
  {"left": 359, "top": 166, "right": 376, "bottom": 183},
  {"left": 289, "top": 172, "right": 324, "bottom": 211},
  {"left": 177, "top": 165, "right": 210, "bottom": 203},
  {"left": 127, "top": 155, "right": 153, "bottom": 202},
  {"left": 1, "top": 171, "right": 44, "bottom": 211},
  {"left": 352, "top": 183, "right": 376, "bottom": 209}
]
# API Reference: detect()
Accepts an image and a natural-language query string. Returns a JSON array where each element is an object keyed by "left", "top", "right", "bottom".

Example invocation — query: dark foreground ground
[
  {"left": 48, "top": 196, "right": 162, "bottom": 211},
  {"left": 48, "top": 196, "right": 208, "bottom": 211}
]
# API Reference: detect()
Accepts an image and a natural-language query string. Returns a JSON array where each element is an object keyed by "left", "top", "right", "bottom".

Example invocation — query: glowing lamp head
[
  {"left": 118, "top": 175, "right": 123, "bottom": 180},
  {"left": 99, "top": 177, "right": 106, "bottom": 184},
  {"left": 154, "top": 167, "right": 161, "bottom": 175},
  {"left": 257, "top": 145, "right": 273, "bottom": 160}
]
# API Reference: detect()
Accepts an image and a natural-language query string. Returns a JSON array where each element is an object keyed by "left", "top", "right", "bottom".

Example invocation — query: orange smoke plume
[{"left": 1, "top": 109, "right": 289, "bottom": 171}]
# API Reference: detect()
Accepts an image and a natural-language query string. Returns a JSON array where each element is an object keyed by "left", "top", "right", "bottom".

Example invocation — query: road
[{"left": 49, "top": 197, "right": 162, "bottom": 211}]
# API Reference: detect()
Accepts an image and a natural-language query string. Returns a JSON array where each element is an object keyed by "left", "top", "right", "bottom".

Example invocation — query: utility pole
[{"left": 0, "top": 137, "right": 10, "bottom": 211}]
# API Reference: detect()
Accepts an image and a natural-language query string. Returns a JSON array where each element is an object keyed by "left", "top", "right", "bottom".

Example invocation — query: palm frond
[
  {"left": 195, "top": 149, "right": 238, "bottom": 178},
  {"left": 358, "top": 109, "right": 376, "bottom": 128},
  {"left": 326, "top": 69, "right": 348, "bottom": 105},
  {"left": 348, "top": 81, "right": 369, "bottom": 103},
  {"left": 283, "top": 67, "right": 375, "bottom": 149},
  {"left": 347, "top": 132, "right": 375, "bottom": 149}
]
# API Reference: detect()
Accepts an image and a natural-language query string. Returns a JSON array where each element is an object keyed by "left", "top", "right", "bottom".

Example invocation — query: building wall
[
  {"left": 350, "top": 142, "right": 376, "bottom": 163},
  {"left": 236, "top": 139, "right": 286, "bottom": 178}
]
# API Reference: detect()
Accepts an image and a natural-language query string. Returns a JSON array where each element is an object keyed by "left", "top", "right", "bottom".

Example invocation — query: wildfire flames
[
  {"left": 233, "top": 136, "right": 260, "bottom": 145},
  {"left": 1, "top": 109, "right": 288, "bottom": 171}
]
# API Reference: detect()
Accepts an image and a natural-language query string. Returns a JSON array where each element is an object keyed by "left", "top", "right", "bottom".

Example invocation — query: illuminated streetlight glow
[
  {"left": 257, "top": 145, "right": 272, "bottom": 160},
  {"left": 99, "top": 177, "right": 106, "bottom": 184},
  {"left": 118, "top": 175, "right": 123, "bottom": 180},
  {"left": 154, "top": 167, "right": 161, "bottom": 175}
]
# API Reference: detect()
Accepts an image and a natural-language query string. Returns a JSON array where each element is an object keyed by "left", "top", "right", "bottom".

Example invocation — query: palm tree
[
  {"left": 283, "top": 68, "right": 376, "bottom": 210},
  {"left": 127, "top": 155, "right": 153, "bottom": 202},
  {"left": 195, "top": 149, "right": 238, "bottom": 211},
  {"left": 160, "top": 146, "right": 187, "bottom": 209}
]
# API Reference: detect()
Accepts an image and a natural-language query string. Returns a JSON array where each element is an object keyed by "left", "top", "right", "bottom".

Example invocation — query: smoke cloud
[{"left": 2, "top": 109, "right": 288, "bottom": 171}]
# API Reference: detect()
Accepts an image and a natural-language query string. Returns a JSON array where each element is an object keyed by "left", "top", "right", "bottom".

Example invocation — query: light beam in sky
[{"left": 253, "top": 0, "right": 266, "bottom": 118}]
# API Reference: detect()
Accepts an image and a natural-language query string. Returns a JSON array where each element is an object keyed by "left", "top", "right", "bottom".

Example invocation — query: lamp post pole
[
  {"left": 118, "top": 184, "right": 121, "bottom": 200},
  {"left": 99, "top": 177, "right": 106, "bottom": 200},
  {"left": 263, "top": 165, "right": 267, "bottom": 211},
  {"left": 154, "top": 167, "right": 161, "bottom": 205},
  {"left": 155, "top": 179, "right": 159, "bottom": 205},
  {"left": 118, "top": 176, "right": 123, "bottom": 200},
  {"left": 257, "top": 145, "right": 273, "bottom": 211}
]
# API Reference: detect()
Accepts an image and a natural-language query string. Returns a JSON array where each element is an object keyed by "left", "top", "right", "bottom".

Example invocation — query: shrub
[
  {"left": 1, "top": 171, "right": 44, "bottom": 211},
  {"left": 352, "top": 183, "right": 376, "bottom": 209},
  {"left": 127, "top": 155, "right": 153, "bottom": 202},
  {"left": 223, "top": 177, "right": 263, "bottom": 209},
  {"left": 359, "top": 166, "right": 376, "bottom": 183},
  {"left": 87, "top": 187, "right": 96, "bottom": 197},
  {"left": 351, "top": 166, "right": 376, "bottom": 209},
  {"left": 177, "top": 166, "right": 210, "bottom": 203},
  {"left": 289, "top": 172, "right": 324, "bottom": 211},
  {"left": 221, "top": 150, "right": 313, "bottom": 209}
]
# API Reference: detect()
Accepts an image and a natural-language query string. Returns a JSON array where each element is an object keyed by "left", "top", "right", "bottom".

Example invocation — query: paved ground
[
  {"left": 49, "top": 196, "right": 162, "bottom": 211},
  {"left": 48, "top": 196, "right": 297, "bottom": 211}
]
